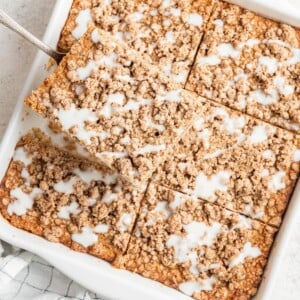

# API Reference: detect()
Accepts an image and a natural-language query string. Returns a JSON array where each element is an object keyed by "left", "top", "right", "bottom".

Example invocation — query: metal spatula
[{"left": 0, "top": 8, "right": 65, "bottom": 64}]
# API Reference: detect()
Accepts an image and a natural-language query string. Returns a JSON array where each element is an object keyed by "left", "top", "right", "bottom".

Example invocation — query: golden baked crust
[
  {"left": 58, "top": 0, "right": 215, "bottom": 85},
  {"left": 153, "top": 98, "right": 300, "bottom": 227},
  {"left": 0, "top": 130, "right": 145, "bottom": 262},
  {"left": 114, "top": 183, "right": 276, "bottom": 300},
  {"left": 25, "top": 28, "right": 204, "bottom": 185},
  {"left": 186, "top": 1, "right": 300, "bottom": 133}
]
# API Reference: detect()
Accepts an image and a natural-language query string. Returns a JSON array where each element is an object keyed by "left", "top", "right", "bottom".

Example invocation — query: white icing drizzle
[
  {"left": 162, "top": 0, "right": 172, "bottom": 8},
  {"left": 169, "top": 193, "right": 186, "bottom": 210},
  {"left": 197, "top": 128, "right": 211, "bottom": 149},
  {"left": 91, "top": 29, "right": 101, "bottom": 43},
  {"left": 72, "top": 9, "right": 92, "bottom": 40},
  {"left": 229, "top": 242, "right": 261, "bottom": 268},
  {"left": 99, "top": 131, "right": 110, "bottom": 142},
  {"left": 262, "top": 149, "right": 274, "bottom": 159},
  {"left": 72, "top": 226, "right": 98, "bottom": 248},
  {"left": 179, "top": 277, "right": 217, "bottom": 296},
  {"left": 54, "top": 104, "right": 98, "bottom": 145},
  {"left": 129, "top": 11, "right": 144, "bottom": 22},
  {"left": 96, "top": 151, "right": 129, "bottom": 160},
  {"left": 157, "top": 89, "right": 183, "bottom": 102},
  {"left": 150, "top": 9, "right": 158, "bottom": 16},
  {"left": 97, "top": 53, "right": 119, "bottom": 69},
  {"left": 217, "top": 43, "right": 240, "bottom": 58},
  {"left": 232, "top": 214, "right": 253, "bottom": 230},
  {"left": 8, "top": 187, "right": 42, "bottom": 216},
  {"left": 54, "top": 177, "right": 77, "bottom": 194},
  {"left": 213, "top": 19, "right": 223, "bottom": 27},
  {"left": 118, "top": 213, "right": 133, "bottom": 232},
  {"left": 13, "top": 147, "right": 32, "bottom": 166},
  {"left": 117, "top": 98, "right": 152, "bottom": 112},
  {"left": 165, "top": 31, "right": 176, "bottom": 44},
  {"left": 167, "top": 221, "right": 221, "bottom": 274},
  {"left": 116, "top": 74, "right": 133, "bottom": 82},
  {"left": 198, "top": 38, "right": 300, "bottom": 71},
  {"left": 133, "top": 144, "right": 166, "bottom": 156},
  {"left": 88, "top": 198, "right": 97, "bottom": 207},
  {"left": 243, "top": 204, "right": 264, "bottom": 219},
  {"left": 257, "top": 56, "right": 278, "bottom": 74},
  {"left": 249, "top": 125, "right": 268, "bottom": 144},
  {"left": 114, "top": 31, "right": 124, "bottom": 41},
  {"left": 203, "top": 149, "right": 226, "bottom": 160},
  {"left": 94, "top": 223, "right": 109, "bottom": 234},
  {"left": 146, "top": 118, "right": 165, "bottom": 132},
  {"left": 293, "top": 149, "right": 300, "bottom": 162},
  {"left": 249, "top": 89, "right": 279, "bottom": 105},
  {"left": 75, "top": 85, "right": 84, "bottom": 95},
  {"left": 101, "top": 190, "right": 119, "bottom": 203},
  {"left": 260, "top": 169, "right": 270, "bottom": 177},
  {"left": 212, "top": 107, "right": 245, "bottom": 134},
  {"left": 21, "top": 168, "right": 30, "bottom": 183},
  {"left": 154, "top": 201, "right": 171, "bottom": 219},
  {"left": 186, "top": 13, "right": 203, "bottom": 27},
  {"left": 162, "top": 64, "right": 187, "bottom": 83},
  {"left": 57, "top": 202, "right": 81, "bottom": 220},
  {"left": 170, "top": 8, "right": 181, "bottom": 17},
  {"left": 120, "top": 136, "right": 131, "bottom": 144},
  {"left": 178, "top": 162, "right": 189, "bottom": 172},
  {"left": 268, "top": 171, "right": 286, "bottom": 191},
  {"left": 74, "top": 168, "right": 118, "bottom": 185},
  {"left": 101, "top": 93, "right": 124, "bottom": 118},
  {"left": 192, "top": 171, "right": 231, "bottom": 201},
  {"left": 198, "top": 55, "right": 221, "bottom": 66},
  {"left": 193, "top": 117, "right": 204, "bottom": 131},
  {"left": 273, "top": 76, "right": 294, "bottom": 95}
]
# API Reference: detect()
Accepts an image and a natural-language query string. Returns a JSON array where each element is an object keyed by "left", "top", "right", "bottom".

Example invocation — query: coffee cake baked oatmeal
[
  {"left": 0, "top": 130, "right": 145, "bottom": 261},
  {"left": 115, "top": 183, "right": 276, "bottom": 299},
  {"left": 186, "top": 1, "right": 300, "bottom": 133},
  {"left": 25, "top": 28, "right": 202, "bottom": 185},
  {"left": 58, "top": 0, "right": 215, "bottom": 85},
  {"left": 153, "top": 96, "right": 300, "bottom": 226}
]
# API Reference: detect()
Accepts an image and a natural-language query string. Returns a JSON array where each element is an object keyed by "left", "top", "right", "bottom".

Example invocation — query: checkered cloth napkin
[{"left": 0, "top": 241, "right": 105, "bottom": 300}]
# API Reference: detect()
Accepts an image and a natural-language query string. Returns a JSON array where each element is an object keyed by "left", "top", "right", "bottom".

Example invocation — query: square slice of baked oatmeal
[
  {"left": 186, "top": 1, "right": 300, "bottom": 132},
  {"left": 114, "top": 183, "right": 276, "bottom": 300},
  {"left": 153, "top": 94, "right": 300, "bottom": 226},
  {"left": 58, "top": 0, "right": 215, "bottom": 86},
  {"left": 0, "top": 130, "right": 145, "bottom": 262},
  {"left": 25, "top": 29, "right": 203, "bottom": 185}
]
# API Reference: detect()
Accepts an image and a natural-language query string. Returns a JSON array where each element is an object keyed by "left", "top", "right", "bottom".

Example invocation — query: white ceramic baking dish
[{"left": 0, "top": 0, "right": 299, "bottom": 299}]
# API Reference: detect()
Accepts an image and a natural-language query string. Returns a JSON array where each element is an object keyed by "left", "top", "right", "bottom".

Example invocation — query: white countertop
[{"left": 0, "top": 1, "right": 299, "bottom": 299}]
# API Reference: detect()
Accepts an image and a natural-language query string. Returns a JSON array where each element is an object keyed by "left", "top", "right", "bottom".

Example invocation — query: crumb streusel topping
[
  {"left": 0, "top": 130, "right": 145, "bottom": 261},
  {"left": 187, "top": 1, "right": 300, "bottom": 132},
  {"left": 115, "top": 183, "right": 276, "bottom": 299}
]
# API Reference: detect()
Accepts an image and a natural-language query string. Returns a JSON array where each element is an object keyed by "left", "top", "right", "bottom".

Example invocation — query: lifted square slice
[
  {"left": 154, "top": 96, "right": 300, "bottom": 226},
  {"left": 0, "top": 130, "right": 145, "bottom": 262},
  {"left": 25, "top": 29, "right": 202, "bottom": 185},
  {"left": 115, "top": 184, "right": 276, "bottom": 300},
  {"left": 58, "top": 0, "right": 215, "bottom": 85},
  {"left": 187, "top": 1, "right": 300, "bottom": 132}
]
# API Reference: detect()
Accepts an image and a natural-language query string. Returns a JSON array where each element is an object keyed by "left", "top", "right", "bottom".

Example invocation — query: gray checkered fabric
[{"left": 0, "top": 241, "right": 105, "bottom": 300}]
